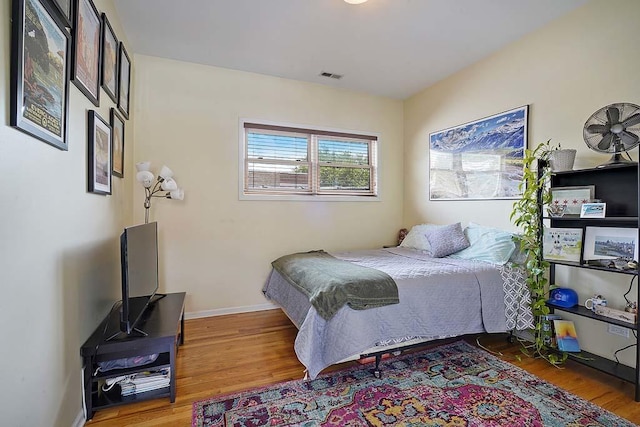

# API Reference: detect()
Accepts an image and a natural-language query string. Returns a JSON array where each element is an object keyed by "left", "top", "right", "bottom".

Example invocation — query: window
[{"left": 241, "top": 122, "right": 378, "bottom": 199}]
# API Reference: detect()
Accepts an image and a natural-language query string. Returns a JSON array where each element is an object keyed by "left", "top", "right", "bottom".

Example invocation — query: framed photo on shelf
[
  {"left": 51, "top": 0, "right": 72, "bottom": 27},
  {"left": 543, "top": 227, "right": 583, "bottom": 262},
  {"left": 10, "top": 0, "right": 71, "bottom": 150},
  {"left": 550, "top": 185, "right": 595, "bottom": 216},
  {"left": 71, "top": 0, "right": 101, "bottom": 106},
  {"left": 580, "top": 202, "right": 606, "bottom": 218},
  {"left": 583, "top": 226, "right": 638, "bottom": 261},
  {"left": 117, "top": 42, "right": 131, "bottom": 119},
  {"left": 428, "top": 105, "right": 528, "bottom": 200},
  {"left": 87, "top": 110, "right": 112, "bottom": 195},
  {"left": 101, "top": 13, "right": 118, "bottom": 103},
  {"left": 110, "top": 108, "right": 125, "bottom": 178}
]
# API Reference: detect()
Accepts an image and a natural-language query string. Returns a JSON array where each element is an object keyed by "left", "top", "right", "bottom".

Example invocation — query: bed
[{"left": 262, "top": 223, "right": 533, "bottom": 379}]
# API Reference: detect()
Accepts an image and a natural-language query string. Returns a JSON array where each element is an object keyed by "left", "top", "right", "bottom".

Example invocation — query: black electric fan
[{"left": 583, "top": 103, "right": 640, "bottom": 167}]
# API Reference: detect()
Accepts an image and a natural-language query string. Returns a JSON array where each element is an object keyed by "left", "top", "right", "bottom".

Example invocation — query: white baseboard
[
  {"left": 184, "top": 302, "right": 279, "bottom": 320},
  {"left": 72, "top": 410, "right": 85, "bottom": 427}
]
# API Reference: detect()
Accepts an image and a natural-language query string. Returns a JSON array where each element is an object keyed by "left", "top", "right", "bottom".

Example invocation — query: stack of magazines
[{"left": 119, "top": 368, "right": 170, "bottom": 396}]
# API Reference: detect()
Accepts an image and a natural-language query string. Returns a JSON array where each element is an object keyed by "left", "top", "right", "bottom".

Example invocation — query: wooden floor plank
[{"left": 84, "top": 309, "right": 640, "bottom": 426}]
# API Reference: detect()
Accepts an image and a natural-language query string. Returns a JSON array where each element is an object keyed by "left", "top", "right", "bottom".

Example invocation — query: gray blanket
[{"left": 271, "top": 250, "right": 399, "bottom": 320}]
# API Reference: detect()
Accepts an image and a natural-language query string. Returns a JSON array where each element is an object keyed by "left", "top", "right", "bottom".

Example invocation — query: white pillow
[
  {"left": 448, "top": 222, "right": 516, "bottom": 265},
  {"left": 399, "top": 224, "right": 437, "bottom": 252}
]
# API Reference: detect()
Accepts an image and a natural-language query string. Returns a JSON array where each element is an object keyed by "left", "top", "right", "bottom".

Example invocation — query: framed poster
[
  {"left": 88, "top": 110, "right": 112, "bottom": 195},
  {"left": 550, "top": 186, "right": 595, "bottom": 216},
  {"left": 10, "top": 0, "right": 71, "bottom": 150},
  {"left": 51, "top": 0, "right": 72, "bottom": 27},
  {"left": 583, "top": 226, "right": 638, "bottom": 261},
  {"left": 543, "top": 228, "right": 583, "bottom": 262},
  {"left": 429, "top": 105, "right": 528, "bottom": 200},
  {"left": 101, "top": 13, "right": 118, "bottom": 103},
  {"left": 110, "top": 108, "right": 125, "bottom": 178},
  {"left": 117, "top": 42, "right": 131, "bottom": 119},
  {"left": 71, "top": 0, "right": 101, "bottom": 106}
]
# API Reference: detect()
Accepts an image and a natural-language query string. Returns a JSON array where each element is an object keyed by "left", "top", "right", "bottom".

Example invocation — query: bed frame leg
[
  {"left": 372, "top": 354, "right": 382, "bottom": 378},
  {"left": 507, "top": 331, "right": 516, "bottom": 344}
]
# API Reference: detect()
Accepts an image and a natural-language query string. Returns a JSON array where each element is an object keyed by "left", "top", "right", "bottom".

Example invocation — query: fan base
[{"left": 596, "top": 153, "right": 637, "bottom": 168}]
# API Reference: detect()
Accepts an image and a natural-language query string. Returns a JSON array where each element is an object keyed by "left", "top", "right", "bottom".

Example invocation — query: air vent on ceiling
[{"left": 319, "top": 71, "right": 343, "bottom": 80}]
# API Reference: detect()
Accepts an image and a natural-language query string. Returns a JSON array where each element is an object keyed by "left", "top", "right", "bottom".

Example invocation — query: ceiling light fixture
[{"left": 344, "top": 0, "right": 368, "bottom": 4}]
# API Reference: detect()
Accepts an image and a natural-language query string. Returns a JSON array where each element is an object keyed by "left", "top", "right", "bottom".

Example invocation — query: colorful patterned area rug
[{"left": 192, "top": 340, "right": 634, "bottom": 426}]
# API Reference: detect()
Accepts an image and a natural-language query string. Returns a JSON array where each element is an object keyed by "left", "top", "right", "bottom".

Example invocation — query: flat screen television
[{"left": 119, "top": 221, "right": 159, "bottom": 335}]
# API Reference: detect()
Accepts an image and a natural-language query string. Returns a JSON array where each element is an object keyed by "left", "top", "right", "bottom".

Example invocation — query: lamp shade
[
  {"left": 136, "top": 161, "right": 151, "bottom": 172},
  {"left": 136, "top": 170, "right": 155, "bottom": 188},
  {"left": 158, "top": 165, "right": 174, "bottom": 180},
  {"left": 169, "top": 188, "right": 185, "bottom": 200},
  {"left": 161, "top": 177, "right": 178, "bottom": 191}
]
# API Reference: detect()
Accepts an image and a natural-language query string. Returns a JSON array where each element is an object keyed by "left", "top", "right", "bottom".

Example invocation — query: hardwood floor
[{"left": 85, "top": 309, "right": 640, "bottom": 426}]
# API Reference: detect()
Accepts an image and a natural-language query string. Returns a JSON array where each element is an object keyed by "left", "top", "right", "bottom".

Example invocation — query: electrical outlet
[{"left": 608, "top": 324, "right": 630, "bottom": 338}]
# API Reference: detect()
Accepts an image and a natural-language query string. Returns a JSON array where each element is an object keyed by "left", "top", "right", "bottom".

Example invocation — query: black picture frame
[
  {"left": 110, "top": 108, "right": 125, "bottom": 178},
  {"left": 88, "top": 110, "right": 112, "bottom": 195},
  {"left": 50, "top": 0, "right": 73, "bottom": 28},
  {"left": 10, "top": 0, "right": 71, "bottom": 150},
  {"left": 117, "top": 42, "right": 131, "bottom": 119},
  {"left": 101, "top": 13, "right": 118, "bottom": 103},
  {"left": 71, "top": 0, "right": 101, "bottom": 106}
]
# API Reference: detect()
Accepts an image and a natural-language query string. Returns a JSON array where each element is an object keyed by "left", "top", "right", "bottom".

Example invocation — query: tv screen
[{"left": 120, "top": 221, "right": 159, "bottom": 335}]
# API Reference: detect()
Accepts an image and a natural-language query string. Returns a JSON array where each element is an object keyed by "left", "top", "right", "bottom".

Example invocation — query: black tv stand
[
  {"left": 150, "top": 292, "right": 167, "bottom": 303},
  {"left": 105, "top": 326, "right": 149, "bottom": 342},
  {"left": 80, "top": 292, "right": 185, "bottom": 420}
]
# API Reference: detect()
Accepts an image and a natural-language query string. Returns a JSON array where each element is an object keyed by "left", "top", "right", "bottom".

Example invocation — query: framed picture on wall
[
  {"left": 429, "top": 105, "right": 528, "bottom": 200},
  {"left": 88, "top": 110, "right": 112, "bottom": 195},
  {"left": 101, "top": 13, "right": 118, "bottom": 103},
  {"left": 110, "top": 108, "right": 125, "bottom": 178},
  {"left": 71, "top": 0, "right": 101, "bottom": 106},
  {"left": 10, "top": 0, "right": 71, "bottom": 150},
  {"left": 50, "top": 0, "right": 73, "bottom": 27},
  {"left": 117, "top": 42, "right": 131, "bottom": 119}
]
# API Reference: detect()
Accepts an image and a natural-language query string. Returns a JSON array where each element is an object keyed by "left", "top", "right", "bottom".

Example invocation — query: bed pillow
[
  {"left": 425, "top": 222, "right": 470, "bottom": 257},
  {"left": 399, "top": 224, "right": 437, "bottom": 252},
  {"left": 448, "top": 222, "right": 516, "bottom": 265}
]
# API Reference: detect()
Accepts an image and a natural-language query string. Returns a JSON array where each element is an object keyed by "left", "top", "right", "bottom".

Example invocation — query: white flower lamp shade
[
  {"left": 158, "top": 165, "right": 174, "bottom": 180},
  {"left": 136, "top": 161, "right": 151, "bottom": 172},
  {"left": 161, "top": 178, "right": 178, "bottom": 191},
  {"left": 136, "top": 170, "right": 155, "bottom": 188},
  {"left": 169, "top": 188, "right": 185, "bottom": 200}
]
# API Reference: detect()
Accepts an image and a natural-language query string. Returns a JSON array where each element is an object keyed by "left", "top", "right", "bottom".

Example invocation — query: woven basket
[{"left": 549, "top": 149, "right": 576, "bottom": 172}]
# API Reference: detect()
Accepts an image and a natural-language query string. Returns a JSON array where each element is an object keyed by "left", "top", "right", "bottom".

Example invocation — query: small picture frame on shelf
[
  {"left": 580, "top": 202, "right": 606, "bottom": 218},
  {"left": 583, "top": 226, "right": 638, "bottom": 261},
  {"left": 550, "top": 185, "right": 595, "bottom": 216},
  {"left": 543, "top": 227, "right": 583, "bottom": 262}
]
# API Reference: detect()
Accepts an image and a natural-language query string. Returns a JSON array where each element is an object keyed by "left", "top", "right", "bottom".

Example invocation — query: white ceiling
[{"left": 113, "top": 0, "right": 588, "bottom": 100}]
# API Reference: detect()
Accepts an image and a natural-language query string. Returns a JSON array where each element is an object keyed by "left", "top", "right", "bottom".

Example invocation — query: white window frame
[{"left": 239, "top": 119, "right": 380, "bottom": 201}]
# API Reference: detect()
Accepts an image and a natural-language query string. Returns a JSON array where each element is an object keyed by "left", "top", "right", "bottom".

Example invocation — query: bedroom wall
[
  {"left": 0, "top": 0, "right": 133, "bottom": 425},
  {"left": 404, "top": 0, "right": 640, "bottom": 367},
  {"left": 132, "top": 55, "right": 404, "bottom": 316}
]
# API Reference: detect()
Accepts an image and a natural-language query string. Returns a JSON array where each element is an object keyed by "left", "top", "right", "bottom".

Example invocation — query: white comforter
[{"left": 263, "top": 247, "right": 532, "bottom": 378}]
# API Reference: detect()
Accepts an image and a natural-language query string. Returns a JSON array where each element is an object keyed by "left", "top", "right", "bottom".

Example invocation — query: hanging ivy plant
[{"left": 510, "top": 139, "right": 568, "bottom": 366}]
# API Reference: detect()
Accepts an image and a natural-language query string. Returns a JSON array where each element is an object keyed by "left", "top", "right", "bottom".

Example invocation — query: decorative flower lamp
[{"left": 136, "top": 162, "right": 185, "bottom": 223}]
